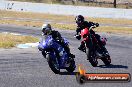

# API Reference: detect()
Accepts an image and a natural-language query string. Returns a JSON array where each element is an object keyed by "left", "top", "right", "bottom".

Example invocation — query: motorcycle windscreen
[{"left": 38, "top": 35, "right": 52, "bottom": 49}]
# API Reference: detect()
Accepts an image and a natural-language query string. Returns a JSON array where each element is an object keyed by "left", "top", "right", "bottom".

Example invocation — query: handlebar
[
  {"left": 89, "top": 22, "right": 99, "bottom": 30},
  {"left": 74, "top": 23, "right": 99, "bottom": 39},
  {"left": 74, "top": 25, "right": 96, "bottom": 37},
  {"left": 89, "top": 25, "right": 97, "bottom": 30}
]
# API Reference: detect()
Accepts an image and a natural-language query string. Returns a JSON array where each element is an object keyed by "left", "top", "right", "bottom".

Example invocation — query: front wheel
[
  {"left": 47, "top": 54, "right": 60, "bottom": 74},
  {"left": 66, "top": 58, "right": 76, "bottom": 73},
  {"left": 42, "top": 51, "right": 46, "bottom": 58},
  {"left": 86, "top": 48, "right": 98, "bottom": 67},
  {"left": 85, "top": 47, "right": 89, "bottom": 60}
]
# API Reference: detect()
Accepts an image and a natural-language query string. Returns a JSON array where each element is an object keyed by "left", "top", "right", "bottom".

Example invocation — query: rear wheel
[
  {"left": 89, "top": 57, "right": 98, "bottom": 67},
  {"left": 47, "top": 54, "right": 60, "bottom": 74},
  {"left": 101, "top": 55, "right": 111, "bottom": 66},
  {"left": 101, "top": 47, "right": 111, "bottom": 66},
  {"left": 66, "top": 58, "right": 76, "bottom": 73}
]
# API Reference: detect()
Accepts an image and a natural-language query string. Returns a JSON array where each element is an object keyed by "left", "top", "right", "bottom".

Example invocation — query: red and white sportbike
[{"left": 75, "top": 26, "right": 111, "bottom": 67}]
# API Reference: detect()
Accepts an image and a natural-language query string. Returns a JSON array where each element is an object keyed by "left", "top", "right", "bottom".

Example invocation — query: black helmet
[{"left": 75, "top": 15, "right": 84, "bottom": 25}]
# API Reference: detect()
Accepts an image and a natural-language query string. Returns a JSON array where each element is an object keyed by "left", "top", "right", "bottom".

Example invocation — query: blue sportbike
[{"left": 38, "top": 35, "right": 76, "bottom": 74}]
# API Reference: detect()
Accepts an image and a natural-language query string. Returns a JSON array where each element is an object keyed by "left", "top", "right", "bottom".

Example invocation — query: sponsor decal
[{"left": 76, "top": 64, "right": 131, "bottom": 84}]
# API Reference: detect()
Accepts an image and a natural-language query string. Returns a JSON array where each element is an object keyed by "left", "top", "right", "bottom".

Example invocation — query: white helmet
[{"left": 42, "top": 24, "right": 52, "bottom": 35}]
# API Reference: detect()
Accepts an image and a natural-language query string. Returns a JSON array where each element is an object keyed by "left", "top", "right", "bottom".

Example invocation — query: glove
[
  {"left": 60, "top": 39, "right": 64, "bottom": 43},
  {"left": 74, "top": 34, "right": 81, "bottom": 40}
]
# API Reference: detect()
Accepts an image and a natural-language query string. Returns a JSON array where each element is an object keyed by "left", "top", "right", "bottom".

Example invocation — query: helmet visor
[
  {"left": 42, "top": 28, "right": 51, "bottom": 35},
  {"left": 76, "top": 18, "right": 83, "bottom": 25}
]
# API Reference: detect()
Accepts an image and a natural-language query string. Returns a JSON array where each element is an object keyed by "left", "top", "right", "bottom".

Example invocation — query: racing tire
[
  {"left": 66, "top": 58, "right": 76, "bottom": 73},
  {"left": 42, "top": 51, "right": 46, "bottom": 58},
  {"left": 85, "top": 48, "right": 89, "bottom": 60},
  {"left": 47, "top": 54, "right": 60, "bottom": 74},
  {"left": 86, "top": 48, "right": 98, "bottom": 67},
  {"left": 89, "top": 58, "right": 98, "bottom": 67},
  {"left": 101, "top": 55, "right": 111, "bottom": 66}
]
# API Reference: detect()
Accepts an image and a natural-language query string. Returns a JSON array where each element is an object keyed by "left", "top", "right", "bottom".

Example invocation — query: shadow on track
[
  {"left": 98, "top": 64, "right": 128, "bottom": 69},
  {"left": 59, "top": 72, "right": 78, "bottom": 75}
]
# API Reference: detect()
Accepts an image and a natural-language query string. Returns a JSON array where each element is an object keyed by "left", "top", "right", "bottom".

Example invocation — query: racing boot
[
  {"left": 78, "top": 44, "right": 85, "bottom": 52},
  {"left": 69, "top": 53, "right": 75, "bottom": 58},
  {"left": 64, "top": 45, "right": 75, "bottom": 58}
]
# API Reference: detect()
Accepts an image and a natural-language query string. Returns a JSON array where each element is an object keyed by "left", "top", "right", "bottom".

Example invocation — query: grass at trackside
[
  {"left": 47, "top": 23, "right": 132, "bottom": 34},
  {"left": 95, "top": 26, "right": 132, "bottom": 34},
  {"left": 0, "top": 33, "right": 39, "bottom": 48},
  {"left": 1, "top": 10, "right": 132, "bottom": 25},
  {"left": 0, "top": 10, "right": 132, "bottom": 34},
  {"left": 0, "top": 10, "right": 73, "bottom": 23},
  {"left": 0, "top": 19, "right": 132, "bottom": 34},
  {"left": 52, "top": 24, "right": 132, "bottom": 34},
  {"left": 0, "top": 19, "right": 43, "bottom": 27}
]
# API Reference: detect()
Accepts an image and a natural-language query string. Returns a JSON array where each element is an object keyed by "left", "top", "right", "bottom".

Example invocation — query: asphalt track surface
[{"left": 0, "top": 24, "right": 132, "bottom": 87}]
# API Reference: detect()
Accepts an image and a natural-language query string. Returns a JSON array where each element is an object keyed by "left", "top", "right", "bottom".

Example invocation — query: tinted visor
[
  {"left": 42, "top": 28, "right": 50, "bottom": 35},
  {"left": 76, "top": 18, "right": 83, "bottom": 25}
]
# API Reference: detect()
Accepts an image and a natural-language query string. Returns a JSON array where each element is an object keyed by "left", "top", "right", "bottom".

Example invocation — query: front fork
[
  {"left": 49, "top": 51, "right": 60, "bottom": 69},
  {"left": 84, "top": 40, "right": 95, "bottom": 60}
]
